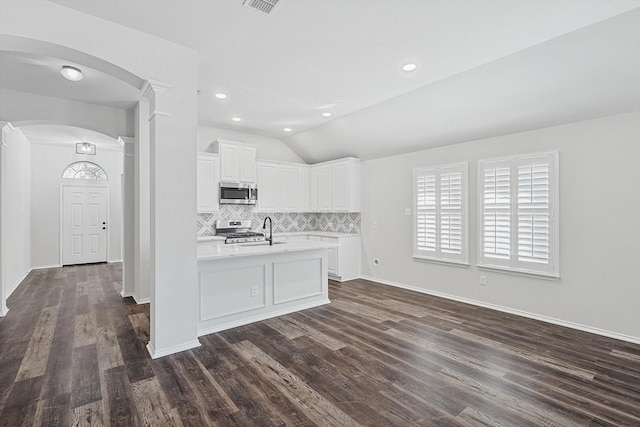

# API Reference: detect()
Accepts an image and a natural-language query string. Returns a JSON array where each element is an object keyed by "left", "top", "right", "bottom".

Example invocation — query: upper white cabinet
[
  {"left": 197, "top": 153, "right": 220, "bottom": 213},
  {"left": 316, "top": 164, "right": 333, "bottom": 212},
  {"left": 279, "top": 164, "right": 299, "bottom": 211},
  {"left": 256, "top": 161, "right": 279, "bottom": 211},
  {"left": 214, "top": 140, "right": 256, "bottom": 183},
  {"left": 256, "top": 157, "right": 359, "bottom": 213},
  {"left": 298, "top": 166, "right": 310, "bottom": 212},
  {"left": 310, "top": 158, "right": 360, "bottom": 212},
  {"left": 257, "top": 160, "right": 307, "bottom": 212}
]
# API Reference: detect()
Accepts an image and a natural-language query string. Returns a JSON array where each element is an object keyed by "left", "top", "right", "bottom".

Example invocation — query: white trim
[
  {"left": 147, "top": 339, "right": 201, "bottom": 359},
  {"left": 140, "top": 79, "right": 173, "bottom": 101},
  {"left": 149, "top": 110, "right": 171, "bottom": 120},
  {"left": 133, "top": 296, "right": 150, "bottom": 305},
  {"left": 7, "top": 269, "right": 30, "bottom": 298},
  {"left": 0, "top": 306, "right": 8, "bottom": 317},
  {"left": 31, "top": 264, "right": 62, "bottom": 270},
  {"left": 29, "top": 139, "right": 123, "bottom": 152},
  {"left": 1, "top": 122, "right": 16, "bottom": 135},
  {"left": 412, "top": 256, "right": 469, "bottom": 267},
  {"left": 198, "top": 299, "right": 330, "bottom": 337},
  {"left": 359, "top": 275, "right": 640, "bottom": 345},
  {"left": 478, "top": 263, "right": 559, "bottom": 280}
]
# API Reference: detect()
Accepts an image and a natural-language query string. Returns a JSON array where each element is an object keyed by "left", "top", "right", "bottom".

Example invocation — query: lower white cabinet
[
  {"left": 291, "top": 234, "right": 360, "bottom": 281},
  {"left": 197, "top": 153, "right": 219, "bottom": 213}
]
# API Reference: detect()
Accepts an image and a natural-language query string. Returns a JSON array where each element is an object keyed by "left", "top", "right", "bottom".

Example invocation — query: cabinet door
[
  {"left": 298, "top": 166, "right": 310, "bottom": 212},
  {"left": 279, "top": 164, "right": 299, "bottom": 211},
  {"left": 219, "top": 144, "right": 239, "bottom": 182},
  {"left": 309, "top": 167, "right": 319, "bottom": 212},
  {"left": 197, "top": 154, "right": 218, "bottom": 213},
  {"left": 238, "top": 146, "right": 256, "bottom": 183},
  {"left": 257, "top": 162, "right": 278, "bottom": 212},
  {"left": 332, "top": 161, "right": 349, "bottom": 211},
  {"left": 317, "top": 164, "right": 333, "bottom": 212},
  {"left": 327, "top": 247, "right": 337, "bottom": 275}
]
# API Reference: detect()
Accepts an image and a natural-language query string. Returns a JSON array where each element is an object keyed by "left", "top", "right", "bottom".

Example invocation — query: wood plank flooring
[{"left": 1, "top": 263, "right": 640, "bottom": 426}]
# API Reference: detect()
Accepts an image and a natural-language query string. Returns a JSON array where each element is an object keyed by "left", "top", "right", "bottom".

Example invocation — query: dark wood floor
[{"left": 1, "top": 264, "right": 639, "bottom": 426}]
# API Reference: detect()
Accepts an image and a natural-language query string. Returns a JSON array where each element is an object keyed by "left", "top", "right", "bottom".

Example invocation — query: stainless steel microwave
[{"left": 219, "top": 182, "right": 258, "bottom": 205}]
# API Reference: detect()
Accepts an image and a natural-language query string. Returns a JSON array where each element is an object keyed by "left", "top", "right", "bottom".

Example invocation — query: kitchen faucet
[{"left": 262, "top": 216, "right": 273, "bottom": 246}]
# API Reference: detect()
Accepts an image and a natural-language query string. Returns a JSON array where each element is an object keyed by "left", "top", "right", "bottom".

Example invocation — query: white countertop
[
  {"left": 275, "top": 231, "right": 360, "bottom": 238},
  {"left": 197, "top": 239, "right": 338, "bottom": 261}
]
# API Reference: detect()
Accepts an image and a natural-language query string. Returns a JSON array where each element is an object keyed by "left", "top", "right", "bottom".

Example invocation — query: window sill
[
  {"left": 477, "top": 263, "right": 559, "bottom": 280},
  {"left": 413, "top": 255, "right": 469, "bottom": 268}
]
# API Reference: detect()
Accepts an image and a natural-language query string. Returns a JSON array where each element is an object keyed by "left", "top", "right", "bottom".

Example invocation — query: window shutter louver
[
  {"left": 483, "top": 166, "right": 511, "bottom": 260},
  {"left": 416, "top": 173, "right": 436, "bottom": 252},
  {"left": 414, "top": 163, "right": 467, "bottom": 264},
  {"left": 440, "top": 171, "right": 462, "bottom": 254},
  {"left": 479, "top": 152, "right": 557, "bottom": 277},
  {"left": 517, "top": 162, "right": 550, "bottom": 264}
]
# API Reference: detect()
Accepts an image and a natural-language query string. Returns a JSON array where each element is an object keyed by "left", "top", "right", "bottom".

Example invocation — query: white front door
[{"left": 62, "top": 186, "right": 108, "bottom": 265}]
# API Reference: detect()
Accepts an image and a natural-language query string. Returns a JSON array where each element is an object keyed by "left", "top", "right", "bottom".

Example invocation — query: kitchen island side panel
[{"left": 198, "top": 248, "right": 329, "bottom": 335}]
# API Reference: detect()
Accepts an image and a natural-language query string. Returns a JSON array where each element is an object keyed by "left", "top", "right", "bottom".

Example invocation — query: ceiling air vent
[{"left": 242, "top": 0, "right": 282, "bottom": 16}]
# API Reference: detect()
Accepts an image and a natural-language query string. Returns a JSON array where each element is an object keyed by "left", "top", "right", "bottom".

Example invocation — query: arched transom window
[{"left": 62, "top": 161, "right": 108, "bottom": 180}]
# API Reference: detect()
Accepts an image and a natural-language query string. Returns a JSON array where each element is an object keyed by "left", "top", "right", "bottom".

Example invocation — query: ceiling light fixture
[
  {"left": 232, "top": 117, "right": 242, "bottom": 122},
  {"left": 214, "top": 92, "right": 227, "bottom": 99},
  {"left": 322, "top": 112, "right": 332, "bottom": 118},
  {"left": 75, "top": 142, "right": 96, "bottom": 155},
  {"left": 61, "top": 65, "right": 83, "bottom": 81},
  {"left": 402, "top": 63, "right": 417, "bottom": 72},
  {"left": 283, "top": 128, "right": 292, "bottom": 132}
]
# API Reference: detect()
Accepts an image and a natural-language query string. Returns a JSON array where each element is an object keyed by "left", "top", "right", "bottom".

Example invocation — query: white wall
[
  {"left": 0, "top": 88, "right": 134, "bottom": 139},
  {"left": 0, "top": 125, "right": 31, "bottom": 314},
  {"left": 30, "top": 141, "right": 123, "bottom": 268},
  {"left": 198, "top": 125, "right": 305, "bottom": 163},
  {"left": 2, "top": 0, "right": 201, "bottom": 357},
  {"left": 361, "top": 111, "right": 640, "bottom": 342}
]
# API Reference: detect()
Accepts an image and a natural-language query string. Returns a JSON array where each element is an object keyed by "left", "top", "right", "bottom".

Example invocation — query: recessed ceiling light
[
  {"left": 60, "top": 65, "right": 83, "bottom": 81},
  {"left": 402, "top": 63, "right": 417, "bottom": 72},
  {"left": 232, "top": 117, "right": 242, "bottom": 122},
  {"left": 322, "top": 112, "right": 332, "bottom": 118},
  {"left": 214, "top": 92, "right": 227, "bottom": 99},
  {"left": 283, "top": 128, "right": 292, "bottom": 132}
]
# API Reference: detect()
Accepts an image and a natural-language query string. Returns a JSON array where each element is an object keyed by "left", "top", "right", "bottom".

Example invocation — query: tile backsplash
[{"left": 197, "top": 205, "right": 360, "bottom": 236}]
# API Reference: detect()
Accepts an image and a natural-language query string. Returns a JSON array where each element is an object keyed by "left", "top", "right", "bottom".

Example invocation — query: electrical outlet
[
  {"left": 251, "top": 286, "right": 258, "bottom": 297},
  {"left": 480, "top": 275, "right": 487, "bottom": 286}
]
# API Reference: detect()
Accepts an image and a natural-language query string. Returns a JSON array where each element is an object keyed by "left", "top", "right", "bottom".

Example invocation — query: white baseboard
[
  {"left": 7, "top": 269, "right": 30, "bottom": 298},
  {"left": 31, "top": 264, "right": 62, "bottom": 270},
  {"left": 0, "top": 305, "right": 8, "bottom": 317},
  {"left": 359, "top": 275, "right": 640, "bottom": 345},
  {"left": 147, "top": 339, "right": 201, "bottom": 359},
  {"left": 133, "top": 296, "right": 150, "bottom": 305},
  {"left": 198, "top": 299, "right": 331, "bottom": 337}
]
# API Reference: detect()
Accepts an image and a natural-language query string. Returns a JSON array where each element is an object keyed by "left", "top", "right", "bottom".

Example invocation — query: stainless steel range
[{"left": 215, "top": 220, "right": 266, "bottom": 244}]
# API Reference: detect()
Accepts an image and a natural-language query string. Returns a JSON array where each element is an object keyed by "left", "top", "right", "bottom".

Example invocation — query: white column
[
  {"left": 119, "top": 136, "right": 136, "bottom": 300},
  {"left": 134, "top": 101, "right": 151, "bottom": 304},
  {"left": 0, "top": 122, "right": 14, "bottom": 316},
  {"left": 141, "top": 80, "right": 199, "bottom": 358}
]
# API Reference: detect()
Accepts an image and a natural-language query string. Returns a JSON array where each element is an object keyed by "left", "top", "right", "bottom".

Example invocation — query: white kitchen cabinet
[
  {"left": 214, "top": 140, "right": 256, "bottom": 184},
  {"left": 331, "top": 158, "right": 360, "bottom": 212},
  {"left": 308, "top": 233, "right": 361, "bottom": 281},
  {"left": 278, "top": 164, "right": 299, "bottom": 211},
  {"left": 197, "top": 153, "right": 219, "bottom": 213},
  {"left": 308, "top": 158, "right": 360, "bottom": 212},
  {"left": 316, "top": 164, "right": 333, "bottom": 212},
  {"left": 256, "top": 161, "right": 278, "bottom": 212},
  {"left": 309, "top": 167, "right": 319, "bottom": 211},
  {"left": 298, "top": 166, "right": 310, "bottom": 211}
]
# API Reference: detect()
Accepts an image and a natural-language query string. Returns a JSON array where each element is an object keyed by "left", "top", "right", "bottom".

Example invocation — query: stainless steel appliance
[
  {"left": 215, "top": 219, "right": 265, "bottom": 244},
  {"left": 219, "top": 182, "right": 257, "bottom": 205}
]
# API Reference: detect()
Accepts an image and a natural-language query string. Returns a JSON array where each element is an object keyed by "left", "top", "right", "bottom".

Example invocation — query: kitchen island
[{"left": 197, "top": 240, "right": 335, "bottom": 336}]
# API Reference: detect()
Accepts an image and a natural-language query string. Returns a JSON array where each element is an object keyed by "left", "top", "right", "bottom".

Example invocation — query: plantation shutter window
[
  {"left": 478, "top": 152, "right": 558, "bottom": 278},
  {"left": 414, "top": 163, "right": 468, "bottom": 265}
]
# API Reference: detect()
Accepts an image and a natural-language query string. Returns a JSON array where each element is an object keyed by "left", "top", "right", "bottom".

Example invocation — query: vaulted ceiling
[{"left": 3, "top": 0, "right": 640, "bottom": 162}]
